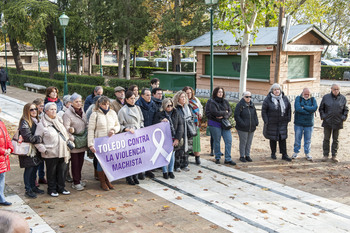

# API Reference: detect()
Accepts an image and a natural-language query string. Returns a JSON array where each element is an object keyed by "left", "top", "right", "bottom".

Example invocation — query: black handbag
[
  {"left": 221, "top": 119, "right": 233, "bottom": 130},
  {"left": 186, "top": 117, "right": 198, "bottom": 138}
]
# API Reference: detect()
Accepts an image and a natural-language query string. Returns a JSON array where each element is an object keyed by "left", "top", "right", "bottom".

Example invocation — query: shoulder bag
[
  {"left": 73, "top": 129, "right": 88, "bottom": 149},
  {"left": 186, "top": 117, "right": 198, "bottom": 138},
  {"left": 221, "top": 119, "right": 233, "bottom": 130},
  {"left": 11, "top": 130, "right": 32, "bottom": 156}
]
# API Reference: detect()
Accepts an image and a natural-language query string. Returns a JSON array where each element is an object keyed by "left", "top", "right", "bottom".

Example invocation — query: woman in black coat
[
  {"left": 18, "top": 103, "right": 44, "bottom": 198},
  {"left": 261, "top": 83, "right": 292, "bottom": 161},
  {"left": 234, "top": 91, "right": 259, "bottom": 162},
  {"left": 153, "top": 98, "right": 184, "bottom": 179}
]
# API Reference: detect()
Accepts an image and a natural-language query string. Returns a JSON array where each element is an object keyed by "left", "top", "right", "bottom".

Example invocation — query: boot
[
  {"left": 105, "top": 174, "right": 114, "bottom": 189},
  {"left": 195, "top": 156, "right": 201, "bottom": 165},
  {"left": 132, "top": 175, "right": 139, "bottom": 184},
  {"left": 94, "top": 169, "right": 99, "bottom": 180},
  {"left": 97, "top": 171, "right": 109, "bottom": 191},
  {"left": 126, "top": 176, "right": 135, "bottom": 185}
]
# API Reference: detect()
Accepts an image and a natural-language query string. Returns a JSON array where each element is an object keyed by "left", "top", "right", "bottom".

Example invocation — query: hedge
[
  {"left": 93, "top": 65, "right": 166, "bottom": 79},
  {"left": 107, "top": 78, "right": 150, "bottom": 90},
  {"left": 321, "top": 66, "right": 350, "bottom": 80}
]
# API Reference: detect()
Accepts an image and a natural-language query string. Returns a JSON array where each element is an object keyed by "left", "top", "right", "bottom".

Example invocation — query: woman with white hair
[
  {"left": 262, "top": 83, "right": 292, "bottom": 161},
  {"left": 63, "top": 93, "right": 88, "bottom": 191},
  {"left": 35, "top": 102, "right": 71, "bottom": 197},
  {"left": 234, "top": 91, "right": 259, "bottom": 162},
  {"left": 57, "top": 95, "right": 71, "bottom": 119}
]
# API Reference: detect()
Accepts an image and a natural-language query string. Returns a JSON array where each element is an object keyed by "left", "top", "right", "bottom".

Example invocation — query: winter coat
[
  {"left": 88, "top": 108, "right": 120, "bottom": 148},
  {"left": 234, "top": 98, "right": 259, "bottom": 132},
  {"left": 18, "top": 119, "right": 42, "bottom": 168},
  {"left": 153, "top": 109, "right": 184, "bottom": 141},
  {"left": 294, "top": 96, "right": 318, "bottom": 127},
  {"left": 136, "top": 97, "right": 158, "bottom": 127},
  {"left": 261, "top": 92, "right": 291, "bottom": 141},
  {"left": 34, "top": 114, "right": 70, "bottom": 161},
  {"left": 44, "top": 98, "right": 64, "bottom": 113},
  {"left": 152, "top": 96, "right": 163, "bottom": 112},
  {"left": 118, "top": 105, "right": 144, "bottom": 132},
  {"left": 319, "top": 92, "right": 349, "bottom": 130},
  {"left": 0, "top": 121, "right": 13, "bottom": 173},
  {"left": 84, "top": 93, "right": 95, "bottom": 113},
  {"left": 110, "top": 99, "right": 124, "bottom": 114},
  {"left": 0, "top": 69, "right": 8, "bottom": 82},
  {"left": 57, "top": 106, "right": 68, "bottom": 120},
  {"left": 207, "top": 97, "right": 232, "bottom": 127},
  {"left": 62, "top": 106, "right": 88, "bottom": 153},
  {"left": 175, "top": 104, "right": 193, "bottom": 152}
]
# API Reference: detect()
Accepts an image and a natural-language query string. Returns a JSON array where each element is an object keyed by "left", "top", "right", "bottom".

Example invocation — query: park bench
[{"left": 24, "top": 83, "right": 47, "bottom": 93}]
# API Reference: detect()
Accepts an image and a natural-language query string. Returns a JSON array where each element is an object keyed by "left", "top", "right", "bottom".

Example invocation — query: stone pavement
[{"left": 1, "top": 86, "right": 350, "bottom": 233}]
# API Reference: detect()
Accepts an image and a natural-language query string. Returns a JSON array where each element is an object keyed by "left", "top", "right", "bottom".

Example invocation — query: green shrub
[
  {"left": 92, "top": 65, "right": 165, "bottom": 79},
  {"left": 53, "top": 73, "right": 105, "bottom": 86},
  {"left": 108, "top": 78, "right": 150, "bottom": 90},
  {"left": 321, "top": 66, "right": 350, "bottom": 80}
]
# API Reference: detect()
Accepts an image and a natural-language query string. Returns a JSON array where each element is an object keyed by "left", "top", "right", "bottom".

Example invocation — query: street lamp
[
  {"left": 96, "top": 35, "right": 103, "bottom": 77},
  {"left": 59, "top": 12, "right": 69, "bottom": 95},
  {"left": 205, "top": 0, "right": 218, "bottom": 97}
]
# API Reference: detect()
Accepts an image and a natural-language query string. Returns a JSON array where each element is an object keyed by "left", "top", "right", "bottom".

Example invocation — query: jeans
[
  {"left": 34, "top": 162, "right": 45, "bottom": 180},
  {"left": 323, "top": 127, "right": 340, "bottom": 157},
  {"left": 96, "top": 161, "right": 103, "bottom": 172},
  {"left": 24, "top": 166, "right": 38, "bottom": 192},
  {"left": 0, "top": 172, "right": 6, "bottom": 203},
  {"left": 163, "top": 152, "right": 175, "bottom": 173},
  {"left": 45, "top": 158, "right": 67, "bottom": 194},
  {"left": 270, "top": 138, "right": 287, "bottom": 156},
  {"left": 237, "top": 130, "right": 254, "bottom": 158},
  {"left": 294, "top": 125, "right": 313, "bottom": 155},
  {"left": 71, "top": 152, "right": 85, "bottom": 185},
  {"left": 210, "top": 126, "right": 232, "bottom": 161}
]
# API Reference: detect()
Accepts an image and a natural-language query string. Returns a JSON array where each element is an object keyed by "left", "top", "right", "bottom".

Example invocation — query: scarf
[
  {"left": 126, "top": 103, "right": 135, "bottom": 108},
  {"left": 165, "top": 110, "right": 176, "bottom": 138},
  {"left": 31, "top": 117, "right": 38, "bottom": 125},
  {"left": 271, "top": 93, "right": 286, "bottom": 116},
  {"left": 73, "top": 107, "right": 83, "bottom": 118},
  {"left": 99, "top": 107, "right": 110, "bottom": 115},
  {"left": 140, "top": 97, "right": 153, "bottom": 110},
  {"left": 214, "top": 96, "right": 223, "bottom": 103},
  {"left": 47, "top": 97, "right": 58, "bottom": 103},
  {"left": 189, "top": 98, "right": 200, "bottom": 126}
]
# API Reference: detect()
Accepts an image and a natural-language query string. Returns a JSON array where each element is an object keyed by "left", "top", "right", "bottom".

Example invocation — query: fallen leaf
[
  {"left": 106, "top": 213, "right": 114, "bottom": 216},
  {"left": 77, "top": 225, "right": 83, "bottom": 229},
  {"left": 198, "top": 170, "right": 203, "bottom": 173},
  {"left": 155, "top": 222, "right": 164, "bottom": 227},
  {"left": 95, "top": 195, "right": 102, "bottom": 197},
  {"left": 261, "top": 188, "right": 269, "bottom": 191},
  {"left": 163, "top": 188, "right": 168, "bottom": 191},
  {"left": 33, "top": 206, "right": 41, "bottom": 209},
  {"left": 117, "top": 217, "right": 123, "bottom": 220},
  {"left": 147, "top": 198, "right": 156, "bottom": 201},
  {"left": 59, "top": 224, "right": 65, "bottom": 228},
  {"left": 136, "top": 224, "right": 143, "bottom": 228},
  {"left": 229, "top": 196, "right": 235, "bottom": 200},
  {"left": 210, "top": 225, "right": 219, "bottom": 229},
  {"left": 25, "top": 217, "right": 32, "bottom": 220},
  {"left": 264, "top": 216, "right": 269, "bottom": 219},
  {"left": 312, "top": 213, "right": 320, "bottom": 216},
  {"left": 258, "top": 209, "right": 268, "bottom": 214},
  {"left": 203, "top": 189, "right": 208, "bottom": 191},
  {"left": 82, "top": 209, "right": 91, "bottom": 212},
  {"left": 108, "top": 207, "right": 117, "bottom": 211},
  {"left": 282, "top": 207, "right": 287, "bottom": 210},
  {"left": 60, "top": 210, "right": 64, "bottom": 212},
  {"left": 122, "top": 204, "right": 133, "bottom": 208},
  {"left": 162, "top": 206, "right": 170, "bottom": 210},
  {"left": 136, "top": 191, "right": 142, "bottom": 194},
  {"left": 243, "top": 202, "right": 249, "bottom": 205},
  {"left": 194, "top": 176, "right": 202, "bottom": 180},
  {"left": 300, "top": 212, "right": 305, "bottom": 215},
  {"left": 227, "top": 225, "right": 233, "bottom": 227},
  {"left": 320, "top": 210, "right": 326, "bottom": 213},
  {"left": 107, "top": 220, "right": 116, "bottom": 223},
  {"left": 133, "top": 199, "right": 138, "bottom": 202},
  {"left": 234, "top": 218, "right": 240, "bottom": 221},
  {"left": 175, "top": 196, "right": 182, "bottom": 200},
  {"left": 42, "top": 200, "right": 51, "bottom": 204},
  {"left": 191, "top": 212, "right": 200, "bottom": 215},
  {"left": 95, "top": 205, "right": 100, "bottom": 208}
]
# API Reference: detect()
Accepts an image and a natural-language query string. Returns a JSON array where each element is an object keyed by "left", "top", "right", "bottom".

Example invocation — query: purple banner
[{"left": 94, "top": 122, "right": 173, "bottom": 181}]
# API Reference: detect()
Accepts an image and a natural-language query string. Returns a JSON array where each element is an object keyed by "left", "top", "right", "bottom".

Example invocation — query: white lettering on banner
[
  {"left": 151, "top": 128, "right": 173, "bottom": 164},
  {"left": 97, "top": 139, "right": 126, "bottom": 153}
]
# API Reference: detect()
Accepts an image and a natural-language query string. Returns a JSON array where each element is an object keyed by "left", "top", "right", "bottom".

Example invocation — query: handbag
[
  {"left": 73, "top": 129, "right": 87, "bottom": 149},
  {"left": 11, "top": 130, "right": 32, "bottom": 156},
  {"left": 186, "top": 117, "right": 198, "bottom": 138},
  {"left": 50, "top": 125, "right": 75, "bottom": 151},
  {"left": 221, "top": 119, "right": 233, "bottom": 130}
]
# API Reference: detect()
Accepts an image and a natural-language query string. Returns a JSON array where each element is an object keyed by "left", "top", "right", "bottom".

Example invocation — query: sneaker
[
  {"left": 239, "top": 157, "right": 247, "bottom": 162},
  {"left": 0, "top": 201, "right": 12, "bottom": 206},
  {"left": 72, "top": 183, "right": 84, "bottom": 191},
  {"left": 175, "top": 168, "right": 181, "bottom": 172},
  {"left": 163, "top": 173, "right": 169, "bottom": 179},
  {"left": 224, "top": 160, "right": 236, "bottom": 165},
  {"left": 245, "top": 156, "right": 253, "bottom": 162},
  {"left": 60, "top": 189, "right": 70, "bottom": 195},
  {"left": 322, "top": 156, "right": 329, "bottom": 162},
  {"left": 292, "top": 153, "right": 298, "bottom": 159},
  {"left": 271, "top": 154, "right": 277, "bottom": 160},
  {"left": 50, "top": 192, "right": 59, "bottom": 197},
  {"left": 80, "top": 181, "right": 86, "bottom": 187},
  {"left": 195, "top": 156, "right": 201, "bottom": 165},
  {"left": 38, "top": 178, "right": 47, "bottom": 184},
  {"left": 169, "top": 172, "right": 175, "bottom": 179},
  {"left": 215, "top": 159, "right": 220, "bottom": 164},
  {"left": 25, "top": 190, "right": 37, "bottom": 199},
  {"left": 182, "top": 167, "right": 190, "bottom": 172},
  {"left": 32, "top": 187, "right": 45, "bottom": 194},
  {"left": 331, "top": 156, "right": 339, "bottom": 163},
  {"left": 210, "top": 151, "right": 214, "bottom": 156},
  {"left": 282, "top": 155, "right": 292, "bottom": 162},
  {"left": 306, "top": 154, "right": 313, "bottom": 161}
]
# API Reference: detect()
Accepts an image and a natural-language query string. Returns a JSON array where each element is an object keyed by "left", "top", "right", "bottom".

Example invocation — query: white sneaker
[
  {"left": 175, "top": 168, "right": 181, "bottom": 172},
  {"left": 80, "top": 181, "right": 86, "bottom": 187},
  {"left": 50, "top": 192, "right": 59, "bottom": 197},
  {"left": 61, "top": 189, "right": 71, "bottom": 195},
  {"left": 182, "top": 167, "right": 190, "bottom": 172},
  {"left": 306, "top": 154, "right": 313, "bottom": 161},
  {"left": 72, "top": 183, "right": 84, "bottom": 191},
  {"left": 292, "top": 153, "right": 298, "bottom": 159}
]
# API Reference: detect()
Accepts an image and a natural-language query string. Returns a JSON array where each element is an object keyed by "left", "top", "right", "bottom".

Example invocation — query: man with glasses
[
  {"left": 319, "top": 84, "right": 348, "bottom": 162},
  {"left": 292, "top": 88, "right": 318, "bottom": 161}
]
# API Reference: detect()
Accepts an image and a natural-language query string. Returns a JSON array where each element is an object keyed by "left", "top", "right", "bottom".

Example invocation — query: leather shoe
[
  {"left": 145, "top": 171, "right": 155, "bottom": 179},
  {"left": 215, "top": 159, "right": 220, "bottom": 164},
  {"left": 25, "top": 190, "right": 37, "bottom": 199},
  {"left": 282, "top": 155, "right": 292, "bottom": 162},
  {"left": 169, "top": 172, "right": 175, "bottom": 179},
  {"left": 0, "top": 201, "right": 12, "bottom": 206},
  {"left": 224, "top": 160, "right": 236, "bottom": 165},
  {"left": 138, "top": 173, "right": 145, "bottom": 180},
  {"left": 271, "top": 154, "right": 277, "bottom": 160},
  {"left": 38, "top": 178, "right": 47, "bottom": 184},
  {"left": 239, "top": 157, "right": 247, "bottom": 162},
  {"left": 163, "top": 173, "right": 169, "bottom": 179},
  {"left": 245, "top": 156, "right": 253, "bottom": 162},
  {"left": 32, "top": 187, "right": 45, "bottom": 194}
]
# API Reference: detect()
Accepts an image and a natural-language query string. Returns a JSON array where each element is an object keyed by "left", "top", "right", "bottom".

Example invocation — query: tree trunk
[
  {"left": 76, "top": 51, "right": 81, "bottom": 75},
  {"left": 45, "top": 24, "right": 58, "bottom": 78},
  {"left": 125, "top": 38, "right": 130, "bottom": 80},
  {"left": 173, "top": 0, "right": 181, "bottom": 72},
  {"left": 239, "top": 31, "right": 250, "bottom": 98},
  {"left": 88, "top": 44, "right": 92, "bottom": 75},
  {"left": 118, "top": 48, "right": 124, "bottom": 79},
  {"left": 172, "top": 49, "right": 181, "bottom": 72},
  {"left": 133, "top": 48, "right": 137, "bottom": 68},
  {"left": 8, "top": 34, "right": 24, "bottom": 73}
]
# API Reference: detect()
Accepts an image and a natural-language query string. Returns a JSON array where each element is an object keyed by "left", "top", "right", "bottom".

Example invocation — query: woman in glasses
[
  {"left": 234, "top": 92, "right": 259, "bottom": 162},
  {"left": 262, "top": 83, "right": 292, "bottom": 161},
  {"left": 18, "top": 103, "right": 44, "bottom": 198},
  {"left": 153, "top": 98, "right": 183, "bottom": 179}
]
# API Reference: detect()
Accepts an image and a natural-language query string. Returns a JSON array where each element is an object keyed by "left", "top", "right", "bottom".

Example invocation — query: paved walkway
[{"left": 1, "top": 86, "right": 350, "bottom": 232}]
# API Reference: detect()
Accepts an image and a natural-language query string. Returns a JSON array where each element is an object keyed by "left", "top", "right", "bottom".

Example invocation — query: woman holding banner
[
  {"left": 153, "top": 98, "right": 183, "bottom": 179},
  {"left": 88, "top": 96, "right": 120, "bottom": 191},
  {"left": 118, "top": 91, "right": 144, "bottom": 185}
]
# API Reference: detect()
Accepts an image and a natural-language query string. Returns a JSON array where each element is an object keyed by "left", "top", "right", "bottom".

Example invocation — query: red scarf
[{"left": 47, "top": 97, "right": 58, "bottom": 102}]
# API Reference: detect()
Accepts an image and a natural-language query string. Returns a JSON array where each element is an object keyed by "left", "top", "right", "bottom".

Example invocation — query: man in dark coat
[
  {"left": 151, "top": 88, "right": 163, "bottom": 111},
  {"left": 319, "top": 84, "right": 348, "bottom": 162},
  {"left": 83, "top": 86, "right": 103, "bottom": 112},
  {"left": 0, "top": 67, "right": 8, "bottom": 94}
]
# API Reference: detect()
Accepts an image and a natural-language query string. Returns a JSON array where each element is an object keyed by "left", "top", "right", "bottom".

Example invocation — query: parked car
[
  {"left": 321, "top": 60, "right": 338, "bottom": 66},
  {"left": 154, "top": 57, "right": 172, "bottom": 67},
  {"left": 331, "top": 58, "right": 350, "bottom": 66},
  {"left": 131, "top": 57, "right": 149, "bottom": 61},
  {"left": 181, "top": 58, "right": 197, "bottom": 62}
]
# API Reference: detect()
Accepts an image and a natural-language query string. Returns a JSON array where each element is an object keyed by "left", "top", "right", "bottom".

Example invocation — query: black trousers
[
  {"left": 0, "top": 81, "right": 6, "bottom": 93},
  {"left": 45, "top": 158, "right": 67, "bottom": 194},
  {"left": 323, "top": 127, "right": 340, "bottom": 157},
  {"left": 269, "top": 138, "right": 287, "bottom": 156}
]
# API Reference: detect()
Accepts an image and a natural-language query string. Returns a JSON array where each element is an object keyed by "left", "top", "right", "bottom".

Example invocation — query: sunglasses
[
  {"left": 30, "top": 108, "right": 38, "bottom": 112},
  {"left": 167, "top": 105, "right": 173, "bottom": 108},
  {"left": 244, "top": 96, "right": 252, "bottom": 98}
]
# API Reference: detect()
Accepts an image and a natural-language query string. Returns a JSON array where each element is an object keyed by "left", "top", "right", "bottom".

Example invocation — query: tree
[{"left": 218, "top": 0, "right": 278, "bottom": 96}]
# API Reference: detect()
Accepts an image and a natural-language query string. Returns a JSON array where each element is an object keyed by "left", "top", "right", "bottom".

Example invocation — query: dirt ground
[{"left": 199, "top": 84, "right": 350, "bottom": 206}]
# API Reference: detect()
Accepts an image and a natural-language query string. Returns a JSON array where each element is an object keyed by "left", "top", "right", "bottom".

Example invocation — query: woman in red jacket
[{"left": 0, "top": 120, "right": 14, "bottom": 206}]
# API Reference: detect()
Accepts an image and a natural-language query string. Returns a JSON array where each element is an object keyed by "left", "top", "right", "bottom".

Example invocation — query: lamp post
[
  {"left": 96, "top": 35, "right": 103, "bottom": 77},
  {"left": 38, "top": 49, "right": 41, "bottom": 72},
  {"left": 205, "top": 0, "right": 218, "bottom": 97},
  {"left": 59, "top": 12, "right": 69, "bottom": 95}
]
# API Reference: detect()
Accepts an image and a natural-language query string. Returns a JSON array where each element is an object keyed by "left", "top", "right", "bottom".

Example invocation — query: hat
[{"left": 114, "top": 86, "right": 125, "bottom": 92}]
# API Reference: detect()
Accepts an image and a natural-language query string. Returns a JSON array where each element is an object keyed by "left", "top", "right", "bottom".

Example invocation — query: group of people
[{"left": 0, "top": 79, "right": 348, "bottom": 205}]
